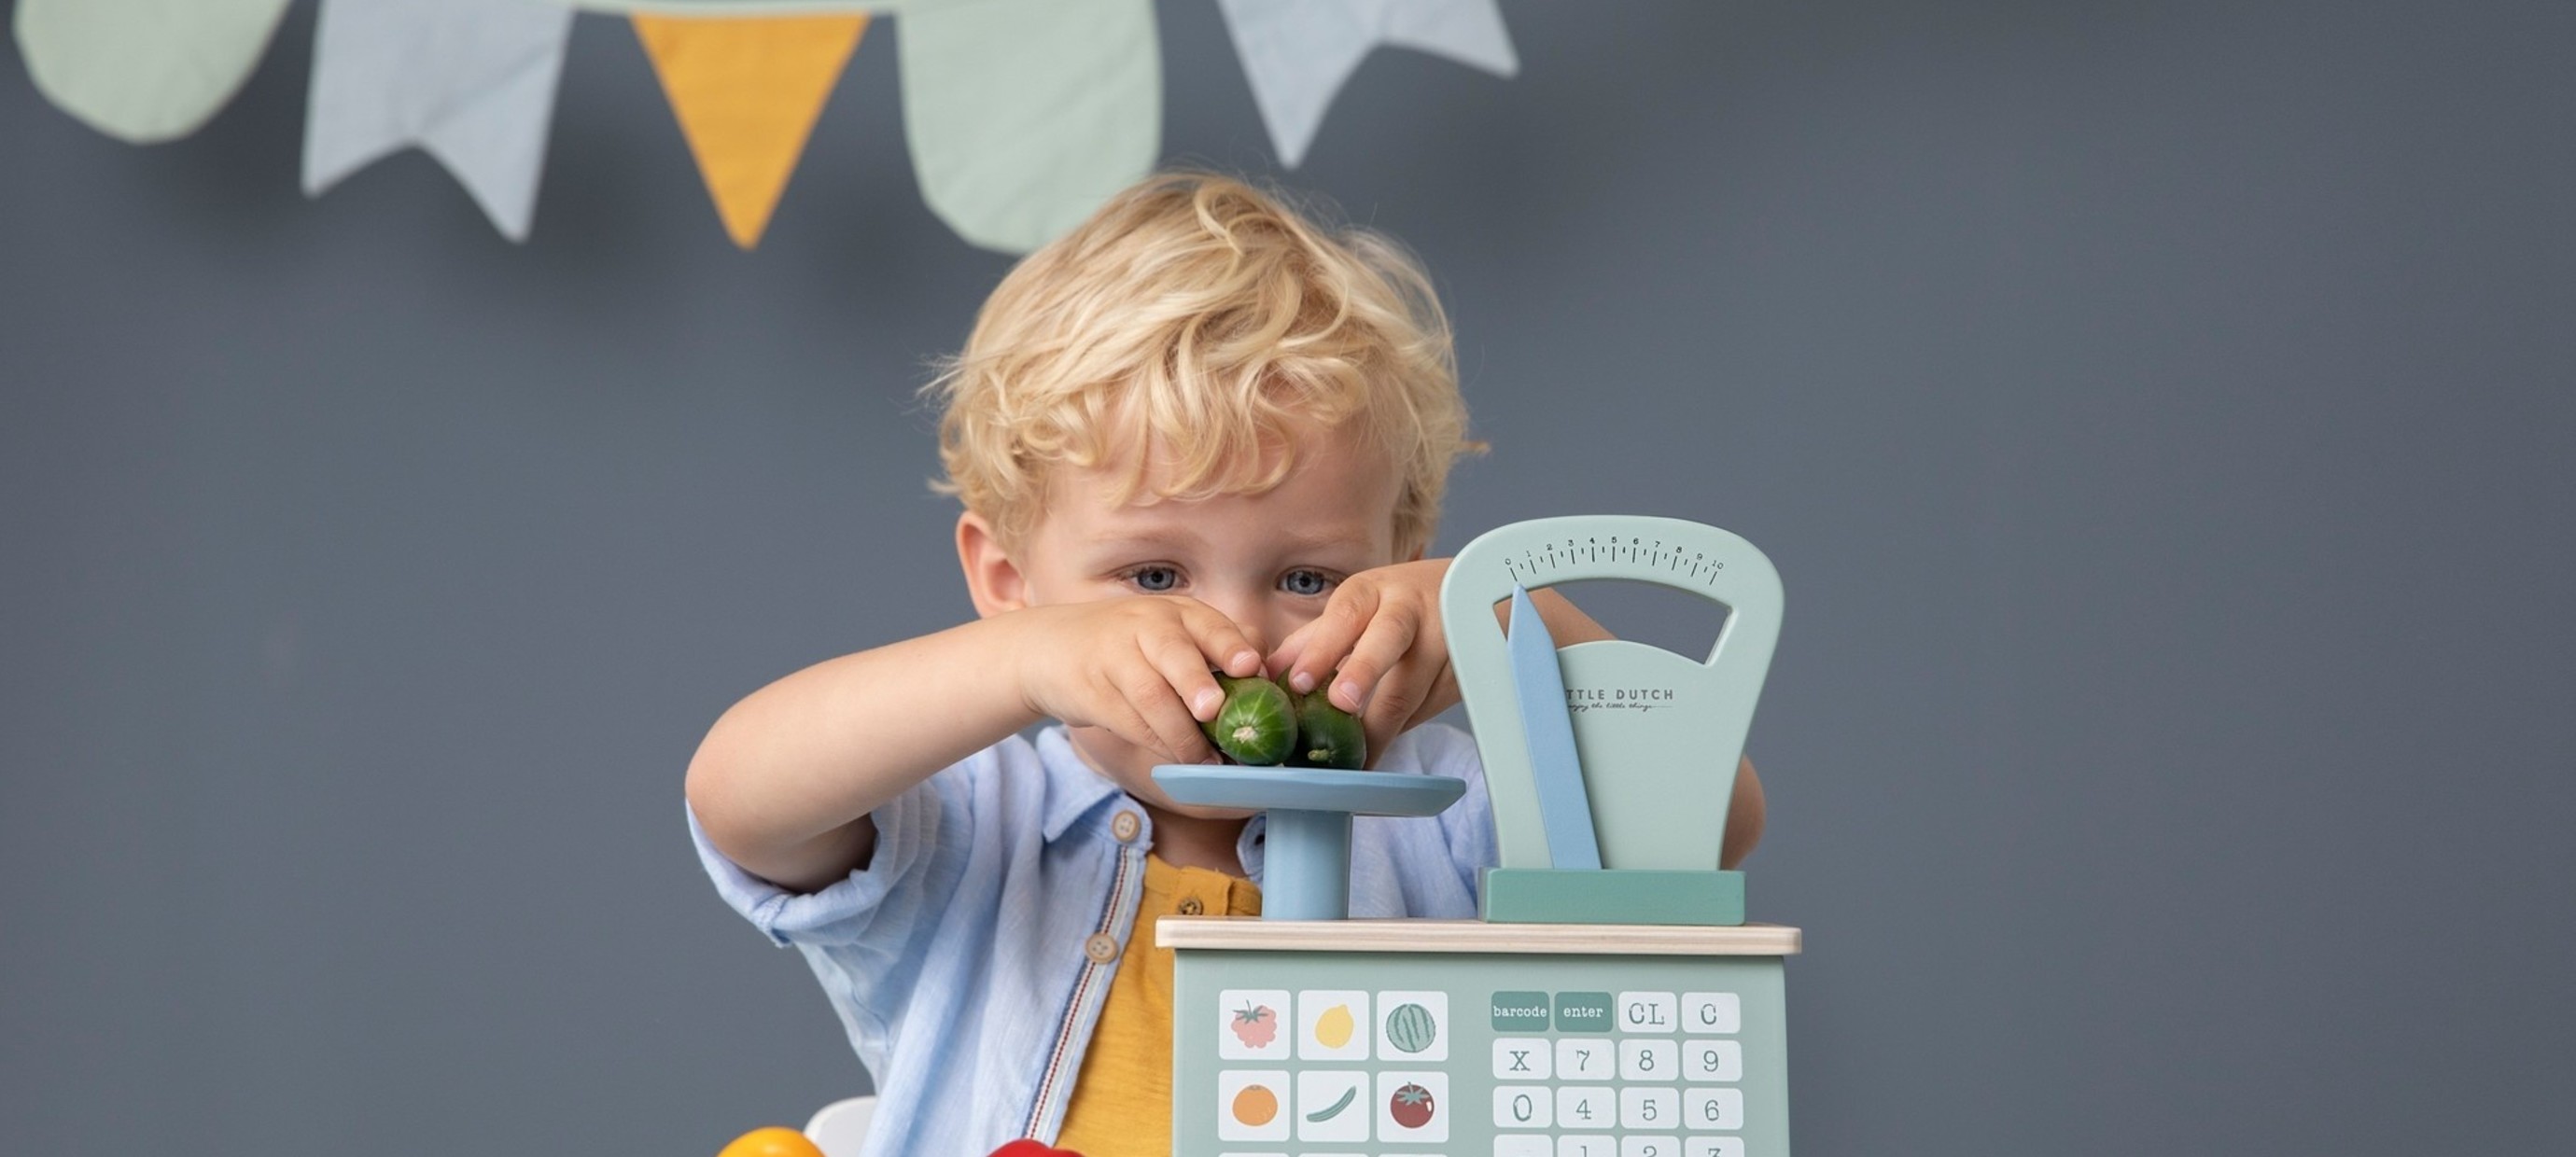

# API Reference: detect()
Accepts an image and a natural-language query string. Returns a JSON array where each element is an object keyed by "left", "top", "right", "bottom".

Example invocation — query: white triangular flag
[
  {"left": 302, "top": 0, "right": 575, "bottom": 242},
  {"left": 1218, "top": 0, "right": 1518, "bottom": 169}
]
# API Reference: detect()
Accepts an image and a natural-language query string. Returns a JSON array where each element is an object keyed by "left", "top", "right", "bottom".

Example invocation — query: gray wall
[{"left": 5, "top": 2, "right": 2569, "bottom": 1155}]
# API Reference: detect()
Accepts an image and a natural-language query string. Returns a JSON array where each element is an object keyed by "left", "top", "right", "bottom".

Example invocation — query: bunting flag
[
  {"left": 898, "top": 0, "right": 1160, "bottom": 254},
  {"left": 1217, "top": 0, "right": 1518, "bottom": 169},
  {"left": 17, "top": 0, "right": 1527, "bottom": 252},
  {"left": 632, "top": 13, "right": 868, "bottom": 249},
  {"left": 301, "top": 0, "right": 575, "bottom": 242},
  {"left": 12, "top": 0, "right": 292, "bottom": 143}
]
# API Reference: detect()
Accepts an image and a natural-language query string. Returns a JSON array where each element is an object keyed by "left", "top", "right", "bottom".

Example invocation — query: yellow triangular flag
[{"left": 633, "top": 12, "right": 867, "bottom": 249}]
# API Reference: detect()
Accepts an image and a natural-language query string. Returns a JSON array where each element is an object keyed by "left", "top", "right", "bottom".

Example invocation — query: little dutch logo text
[{"left": 1564, "top": 686, "right": 1677, "bottom": 714}]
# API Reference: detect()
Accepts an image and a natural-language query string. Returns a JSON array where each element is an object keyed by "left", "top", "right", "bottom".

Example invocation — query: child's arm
[
  {"left": 1267, "top": 559, "right": 1768, "bottom": 864},
  {"left": 687, "top": 599, "right": 1267, "bottom": 892}
]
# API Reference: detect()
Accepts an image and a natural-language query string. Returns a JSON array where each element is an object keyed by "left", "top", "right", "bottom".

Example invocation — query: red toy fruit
[
  {"left": 1230, "top": 1001, "right": 1279, "bottom": 1048},
  {"left": 987, "top": 1141, "right": 1082, "bottom": 1157},
  {"left": 1390, "top": 1083, "right": 1435, "bottom": 1129}
]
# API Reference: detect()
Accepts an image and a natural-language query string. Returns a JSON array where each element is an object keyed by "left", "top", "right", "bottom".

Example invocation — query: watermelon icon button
[{"left": 1374, "top": 991, "right": 1449, "bottom": 1062}]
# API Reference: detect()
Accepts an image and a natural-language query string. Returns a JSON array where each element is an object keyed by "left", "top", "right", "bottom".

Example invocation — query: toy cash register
[{"left": 1155, "top": 516, "right": 1797, "bottom": 1157}]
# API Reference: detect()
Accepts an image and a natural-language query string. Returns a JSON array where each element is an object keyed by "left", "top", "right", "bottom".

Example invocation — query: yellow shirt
[{"left": 1055, "top": 855, "right": 1263, "bottom": 1157}]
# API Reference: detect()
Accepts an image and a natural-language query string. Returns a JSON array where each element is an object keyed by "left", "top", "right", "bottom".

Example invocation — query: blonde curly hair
[{"left": 921, "top": 171, "right": 1480, "bottom": 558}]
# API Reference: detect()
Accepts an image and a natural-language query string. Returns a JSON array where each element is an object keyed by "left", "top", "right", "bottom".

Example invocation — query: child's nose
[{"left": 1198, "top": 590, "right": 1279, "bottom": 656}]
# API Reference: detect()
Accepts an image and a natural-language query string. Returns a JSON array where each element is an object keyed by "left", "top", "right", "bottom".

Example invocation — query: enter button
[{"left": 1554, "top": 991, "right": 1614, "bottom": 1033}]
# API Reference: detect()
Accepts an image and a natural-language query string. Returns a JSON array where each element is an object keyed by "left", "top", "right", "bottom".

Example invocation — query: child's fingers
[
  {"left": 1280, "top": 584, "right": 1379, "bottom": 696},
  {"left": 1356, "top": 651, "right": 1441, "bottom": 766},
  {"left": 1177, "top": 600, "right": 1266, "bottom": 680},
  {"left": 1105, "top": 660, "right": 1213, "bottom": 764},
  {"left": 1263, "top": 621, "right": 1311, "bottom": 684},
  {"left": 1323, "top": 596, "right": 1421, "bottom": 715},
  {"left": 1141, "top": 627, "right": 1227, "bottom": 724}
]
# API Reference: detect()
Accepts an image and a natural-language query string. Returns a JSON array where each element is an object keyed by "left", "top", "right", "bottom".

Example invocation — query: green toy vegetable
[
  {"left": 1292, "top": 685, "right": 1367, "bottom": 770},
  {"left": 1304, "top": 1086, "right": 1358, "bottom": 1122},
  {"left": 1201, "top": 674, "right": 1296, "bottom": 765}
]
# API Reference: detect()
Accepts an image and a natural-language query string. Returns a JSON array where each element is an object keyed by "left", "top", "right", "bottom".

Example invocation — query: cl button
[
  {"left": 1112, "top": 811, "right": 1142, "bottom": 843},
  {"left": 1178, "top": 897, "right": 1205, "bottom": 915},
  {"left": 1083, "top": 933, "right": 1119, "bottom": 963}
]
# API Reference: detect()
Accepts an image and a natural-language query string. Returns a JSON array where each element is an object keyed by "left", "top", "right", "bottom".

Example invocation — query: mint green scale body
[{"left": 1159, "top": 517, "right": 1799, "bottom": 1157}]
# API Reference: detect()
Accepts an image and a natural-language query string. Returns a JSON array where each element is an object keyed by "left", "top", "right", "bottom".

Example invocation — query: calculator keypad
[{"left": 1486, "top": 989, "right": 1749, "bottom": 1157}]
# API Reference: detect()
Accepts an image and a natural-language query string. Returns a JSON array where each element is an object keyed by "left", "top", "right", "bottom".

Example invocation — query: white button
[
  {"left": 1685, "top": 1141, "right": 1745, "bottom": 1157},
  {"left": 1620, "top": 1039, "right": 1678, "bottom": 1080},
  {"left": 1619, "top": 1086, "right": 1679, "bottom": 1130},
  {"left": 1297, "top": 991, "right": 1370, "bottom": 1061},
  {"left": 1377, "top": 990, "right": 1449, "bottom": 1062},
  {"left": 1375, "top": 1072, "right": 1448, "bottom": 1143},
  {"left": 1083, "top": 933, "right": 1118, "bottom": 963},
  {"left": 1492, "top": 1085, "right": 1552, "bottom": 1129},
  {"left": 1491, "top": 1038, "right": 1551, "bottom": 1080},
  {"left": 1216, "top": 989, "right": 1291, "bottom": 1061},
  {"left": 1684, "top": 1087, "right": 1743, "bottom": 1132},
  {"left": 1295, "top": 1070, "right": 1369, "bottom": 1143},
  {"left": 1621, "top": 1136, "right": 1682, "bottom": 1157},
  {"left": 1682, "top": 992, "right": 1740, "bottom": 1035},
  {"left": 1214, "top": 1070, "right": 1292, "bottom": 1142},
  {"left": 1556, "top": 1136, "right": 1616, "bottom": 1157},
  {"left": 1495, "top": 1136, "right": 1552, "bottom": 1157},
  {"left": 1617, "top": 991, "right": 1678, "bottom": 1033},
  {"left": 1112, "top": 810, "right": 1142, "bottom": 842},
  {"left": 1554, "top": 1086, "right": 1614, "bottom": 1130},
  {"left": 1685, "top": 1039, "right": 1742, "bottom": 1082},
  {"left": 1554, "top": 1039, "right": 1615, "bottom": 1081}
]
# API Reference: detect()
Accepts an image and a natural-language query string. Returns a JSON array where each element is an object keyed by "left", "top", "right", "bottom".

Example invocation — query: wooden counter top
[{"left": 1156, "top": 917, "right": 1800, "bottom": 955}]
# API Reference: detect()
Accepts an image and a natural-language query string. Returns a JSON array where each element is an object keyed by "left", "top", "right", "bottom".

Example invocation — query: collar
[{"left": 1034, "top": 725, "right": 1128, "bottom": 843}]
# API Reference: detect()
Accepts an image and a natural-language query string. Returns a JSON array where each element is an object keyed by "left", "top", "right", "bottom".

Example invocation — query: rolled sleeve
[{"left": 686, "top": 777, "right": 943, "bottom": 949}]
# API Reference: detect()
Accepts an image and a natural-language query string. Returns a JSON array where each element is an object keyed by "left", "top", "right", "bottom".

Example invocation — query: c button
[
  {"left": 1112, "top": 811, "right": 1142, "bottom": 843},
  {"left": 1083, "top": 933, "right": 1119, "bottom": 963}
]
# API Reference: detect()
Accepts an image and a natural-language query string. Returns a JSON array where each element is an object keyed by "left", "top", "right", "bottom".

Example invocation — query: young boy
[{"left": 685, "top": 173, "right": 1765, "bottom": 1157}]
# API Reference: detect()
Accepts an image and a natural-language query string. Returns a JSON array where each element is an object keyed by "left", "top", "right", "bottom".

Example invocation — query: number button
[
  {"left": 1556, "top": 1085, "right": 1614, "bottom": 1129},
  {"left": 1620, "top": 1039, "right": 1678, "bottom": 1080},
  {"left": 1685, "top": 1039, "right": 1742, "bottom": 1082},
  {"left": 1555, "top": 1039, "right": 1615, "bottom": 1081},
  {"left": 1492, "top": 1037, "right": 1552, "bottom": 1080},
  {"left": 1493, "top": 1085, "right": 1553, "bottom": 1128},
  {"left": 1617, "top": 991, "right": 1678, "bottom": 1033},
  {"left": 1622, "top": 1136, "right": 1682, "bottom": 1157},
  {"left": 1620, "top": 1086, "right": 1678, "bottom": 1130},
  {"left": 1682, "top": 993, "right": 1740, "bottom": 1035},
  {"left": 1686, "top": 1140, "right": 1746, "bottom": 1157},
  {"left": 1496, "top": 1136, "right": 1552, "bottom": 1157},
  {"left": 1557, "top": 1135, "right": 1617, "bottom": 1157},
  {"left": 1684, "top": 1087, "right": 1744, "bottom": 1131}
]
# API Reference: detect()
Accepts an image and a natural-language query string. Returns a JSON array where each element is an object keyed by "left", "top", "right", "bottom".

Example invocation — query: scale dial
[{"left": 1441, "top": 516, "right": 1784, "bottom": 872}]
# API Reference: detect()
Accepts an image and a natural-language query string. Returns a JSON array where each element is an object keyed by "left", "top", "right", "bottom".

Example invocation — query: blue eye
[
  {"left": 1281, "top": 568, "right": 1332, "bottom": 596},
  {"left": 1129, "top": 565, "right": 1181, "bottom": 592}
]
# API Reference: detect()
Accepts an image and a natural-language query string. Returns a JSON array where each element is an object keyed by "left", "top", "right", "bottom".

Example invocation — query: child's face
[{"left": 1007, "top": 423, "right": 1409, "bottom": 810}]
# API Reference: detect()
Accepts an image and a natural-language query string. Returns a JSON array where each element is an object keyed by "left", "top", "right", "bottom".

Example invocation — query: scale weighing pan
[
  {"left": 1155, "top": 765, "right": 1465, "bottom": 922},
  {"left": 1442, "top": 516, "right": 1783, "bottom": 921}
]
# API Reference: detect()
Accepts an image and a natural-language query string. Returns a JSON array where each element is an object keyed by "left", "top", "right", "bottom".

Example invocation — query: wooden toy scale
[{"left": 1155, "top": 516, "right": 1798, "bottom": 1157}]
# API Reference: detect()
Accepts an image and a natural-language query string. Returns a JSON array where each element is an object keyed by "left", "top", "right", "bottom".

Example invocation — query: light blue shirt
[{"left": 688, "top": 721, "right": 1496, "bottom": 1157}]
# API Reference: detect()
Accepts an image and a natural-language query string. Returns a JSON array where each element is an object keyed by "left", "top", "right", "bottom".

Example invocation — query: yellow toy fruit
[
  {"left": 1231, "top": 1083, "right": 1280, "bottom": 1126},
  {"left": 718, "top": 1127, "right": 826, "bottom": 1157},
  {"left": 1315, "top": 1004, "right": 1355, "bottom": 1049}
]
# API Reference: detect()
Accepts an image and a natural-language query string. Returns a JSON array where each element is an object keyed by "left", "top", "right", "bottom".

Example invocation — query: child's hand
[
  {"left": 1011, "top": 597, "right": 1269, "bottom": 765},
  {"left": 1265, "top": 559, "right": 1458, "bottom": 768}
]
